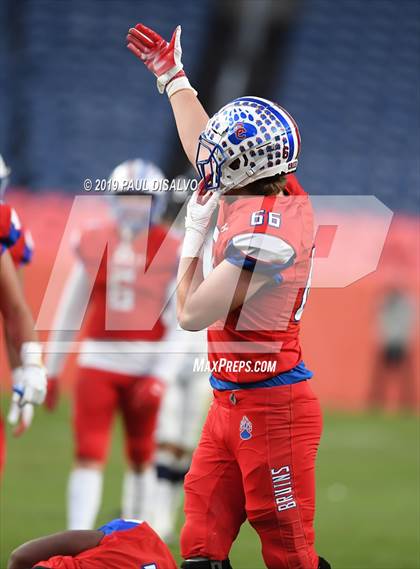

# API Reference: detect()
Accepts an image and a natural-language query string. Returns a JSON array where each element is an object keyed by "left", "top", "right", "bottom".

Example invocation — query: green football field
[{"left": 0, "top": 399, "right": 418, "bottom": 569}]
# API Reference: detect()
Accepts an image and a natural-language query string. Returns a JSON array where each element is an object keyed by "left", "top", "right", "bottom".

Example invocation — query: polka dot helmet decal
[{"left": 196, "top": 96, "right": 301, "bottom": 193}]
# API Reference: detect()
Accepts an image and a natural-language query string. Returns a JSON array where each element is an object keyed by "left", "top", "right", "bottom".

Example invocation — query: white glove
[
  {"left": 181, "top": 187, "right": 219, "bottom": 258},
  {"left": 8, "top": 367, "right": 35, "bottom": 436},
  {"left": 19, "top": 342, "right": 47, "bottom": 405}
]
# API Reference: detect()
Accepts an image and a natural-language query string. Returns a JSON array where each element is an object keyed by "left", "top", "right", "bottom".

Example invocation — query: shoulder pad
[{"left": 231, "top": 232, "right": 295, "bottom": 264}]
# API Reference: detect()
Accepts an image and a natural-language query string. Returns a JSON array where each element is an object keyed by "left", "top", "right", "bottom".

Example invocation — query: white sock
[
  {"left": 151, "top": 450, "right": 188, "bottom": 540},
  {"left": 152, "top": 477, "right": 181, "bottom": 541},
  {"left": 121, "top": 467, "right": 157, "bottom": 522},
  {"left": 67, "top": 467, "right": 103, "bottom": 530}
]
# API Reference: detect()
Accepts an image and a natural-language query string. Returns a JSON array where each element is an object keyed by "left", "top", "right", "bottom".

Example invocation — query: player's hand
[
  {"left": 16, "top": 365, "right": 48, "bottom": 406},
  {"left": 7, "top": 392, "right": 34, "bottom": 437},
  {"left": 185, "top": 177, "right": 220, "bottom": 236},
  {"left": 181, "top": 177, "right": 219, "bottom": 258},
  {"left": 126, "top": 23, "right": 184, "bottom": 93},
  {"left": 44, "top": 378, "right": 59, "bottom": 411}
]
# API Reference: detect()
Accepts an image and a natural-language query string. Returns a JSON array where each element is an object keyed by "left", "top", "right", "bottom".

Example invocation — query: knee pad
[
  {"left": 318, "top": 557, "right": 332, "bottom": 569},
  {"left": 181, "top": 560, "right": 233, "bottom": 569},
  {"left": 133, "top": 376, "right": 165, "bottom": 412}
]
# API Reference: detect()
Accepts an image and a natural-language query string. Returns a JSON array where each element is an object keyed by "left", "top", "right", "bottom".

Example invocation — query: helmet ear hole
[{"left": 229, "top": 158, "right": 241, "bottom": 171}]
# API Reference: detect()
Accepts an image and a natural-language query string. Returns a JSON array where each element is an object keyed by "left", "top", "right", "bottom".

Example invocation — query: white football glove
[
  {"left": 18, "top": 342, "right": 47, "bottom": 405},
  {"left": 181, "top": 183, "right": 219, "bottom": 258},
  {"left": 15, "top": 366, "right": 47, "bottom": 405},
  {"left": 8, "top": 367, "right": 35, "bottom": 436}
]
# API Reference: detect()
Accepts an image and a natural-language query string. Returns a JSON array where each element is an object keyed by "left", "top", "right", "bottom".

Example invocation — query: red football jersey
[
  {"left": 35, "top": 520, "right": 177, "bottom": 569},
  {"left": 10, "top": 228, "right": 34, "bottom": 266},
  {"left": 0, "top": 203, "right": 21, "bottom": 255},
  {"left": 76, "top": 222, "right": 180, "bottom": 340},
  {"left": 208, "top": 175, "right": 314, "bottom": 382}
]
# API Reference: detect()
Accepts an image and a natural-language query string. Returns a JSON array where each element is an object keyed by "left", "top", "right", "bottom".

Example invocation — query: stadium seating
[
  {"left": 0, "top": 0, "right": 418, "bottom": 213},
  {"left": 274, "top": 0, "right": 420, "bottom": 212},
  {"left": 0, "top": 0, "right": 210, "bottom": 189}
]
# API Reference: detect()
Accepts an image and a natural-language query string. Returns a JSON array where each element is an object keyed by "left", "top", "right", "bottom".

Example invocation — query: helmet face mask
[
  {"left": 195, "top": 97, "right": 301, "bottom": 195},
  {"left": 196, "top": 134, "right": 228, "bottom": 191}
]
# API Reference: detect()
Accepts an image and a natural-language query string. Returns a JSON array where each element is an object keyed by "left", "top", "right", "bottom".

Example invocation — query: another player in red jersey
[
  {"left": 5, "top": 225, "right": 37, "bottom": 437},
  {"left": 0, "top": 155, "right": 46, "bottom": 474},
  {"left": 7, "top": 518, "right": 177, "bottom": 569},
  {"left": 127, "top": 24, "right": 330, "bottom": 569},
  {"left": 7, "top": 222, "right": 36, "bottom": 425},
  {"left": 46, "top": 159, "right": 183, "bottom": 530}
]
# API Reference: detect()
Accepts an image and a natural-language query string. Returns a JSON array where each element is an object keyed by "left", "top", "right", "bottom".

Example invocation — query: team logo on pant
[{"left": 240, "top": 415, "right": 253, "bottom": 440}]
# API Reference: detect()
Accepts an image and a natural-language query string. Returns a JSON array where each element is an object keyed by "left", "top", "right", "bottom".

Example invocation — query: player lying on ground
[
  {"left": 7, "top": 518, "right": 177, "bottom": 569},
  {"left": 127, "top": 23, "right": 331, "bottom": 569}
]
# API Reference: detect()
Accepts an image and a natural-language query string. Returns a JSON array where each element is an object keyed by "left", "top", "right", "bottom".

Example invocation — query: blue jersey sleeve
[{"left": 98, "top": 518, "right": 141, "bottom": 536}]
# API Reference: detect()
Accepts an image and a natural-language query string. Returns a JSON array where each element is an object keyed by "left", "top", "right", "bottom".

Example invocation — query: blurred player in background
[
  {"left": 151, "top": 301, "right": 209, "bottom": 543},
  {"left": 127, "top": 24, "right": 330, "bottom": 569},
  {"left": 6, "top": 216, "right": 36, "bottom": 437},
  {"left": 7, "top": 518, "right": 177, "bottom": 569},
  {"left": 368, "top": 286, "right": 416, "bottom": 410},
  {"left": 0, "top": 154, "right": 47, "bottom": 474},
  {"left": 4, "top": 163, "right": 36, "bottom": 434},
  {"left": 46, "top": 159, "right": 185, "bottom": 530}
]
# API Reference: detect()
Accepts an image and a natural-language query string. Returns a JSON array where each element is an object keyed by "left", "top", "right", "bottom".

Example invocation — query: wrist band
[
  {"left": 21, "top": 342, "right": 43, "bottom": 367},
  {"left": 11, "top": 367, "right": 24, "bottom": 386},
  {"left": 166, "top": 76, "right": 197, "bottom": 99},
  {"left": 181, "top": 227, "right": 205, "bottom": 258}
]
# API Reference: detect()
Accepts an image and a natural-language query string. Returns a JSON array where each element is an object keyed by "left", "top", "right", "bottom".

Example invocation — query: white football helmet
[
  {"left": 196, "top": 96, "right": 301, "bottom": 194},
  {"left": 0, "top": 154, "right": 11, "bottom": 201},
  {"left": 108, "top": 158, "right": 167, "bottom": 231}
]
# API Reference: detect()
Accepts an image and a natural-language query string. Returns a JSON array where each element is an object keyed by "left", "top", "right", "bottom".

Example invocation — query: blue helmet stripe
[{"left": 236, "top": 97, "right": 295, "bottom": 160}]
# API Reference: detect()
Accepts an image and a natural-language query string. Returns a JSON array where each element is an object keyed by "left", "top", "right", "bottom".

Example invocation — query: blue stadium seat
[
  {"left": 0, "top": 0, "right": 210, "bottom": 189},
  {"left": 273, "top": 0, "right": 420, "bottom": 212}
]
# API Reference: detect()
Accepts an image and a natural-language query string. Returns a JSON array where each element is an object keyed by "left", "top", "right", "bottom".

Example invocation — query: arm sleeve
[
  {"left": 10, "top": 229, "right": 35, "bottom": 266},
  {"left": 45, "top": 261, "right": 90, "bottom": 377},
  {"left": 0, "top": 205, "right": 21, "bottom": 247}
]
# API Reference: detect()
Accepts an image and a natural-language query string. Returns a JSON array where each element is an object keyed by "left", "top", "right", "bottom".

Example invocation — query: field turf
[{"left": 0, "top": 398, "right": 418, "bottom": 569}]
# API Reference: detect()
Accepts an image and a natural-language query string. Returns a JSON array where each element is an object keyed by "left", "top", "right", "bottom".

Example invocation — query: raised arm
[
  {"left": 169, "top": 90, "right": 209, "bottom": 166},
  {"left": 127, "top": 24, "right": 209, "bottom": 167}
]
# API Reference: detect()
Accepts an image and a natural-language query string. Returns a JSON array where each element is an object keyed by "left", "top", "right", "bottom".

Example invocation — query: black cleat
[
  {"left": 181, "top": 560, "right": 233, "bottom": 569},
  {"left": 318, "top": 557, "right": 331, "bottom": 569}
]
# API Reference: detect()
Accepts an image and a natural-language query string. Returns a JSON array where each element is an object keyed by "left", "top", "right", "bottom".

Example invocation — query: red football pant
[
  {"left": 181, "top": 381, "right": 322, "bottom": 569},
  {"left": 73, "top": 367, "right": 164, "bottom": 465}
]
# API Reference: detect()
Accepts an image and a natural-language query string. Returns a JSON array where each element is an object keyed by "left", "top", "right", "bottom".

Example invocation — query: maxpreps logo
[
  {"left": 240, "top": 416, "right": 253, "bottom": 440},
  {"left": 228, "top": 122, "right": 257, "bottom": 145}
]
